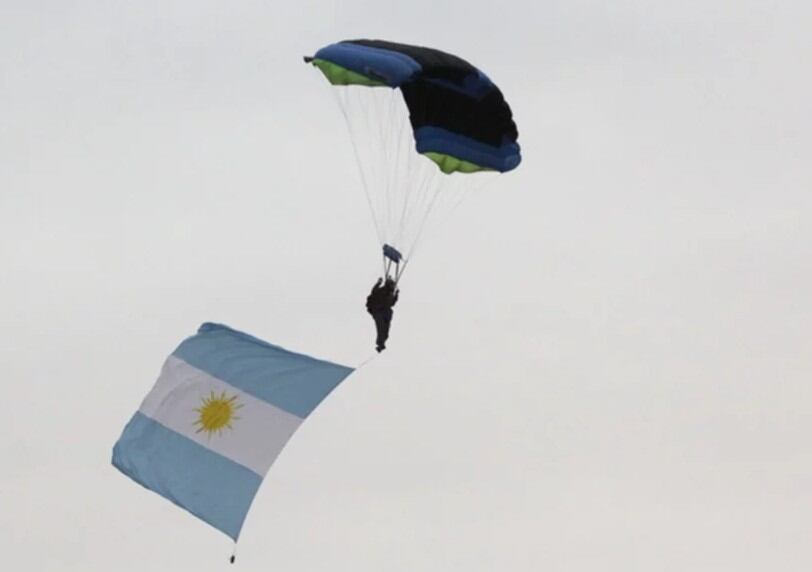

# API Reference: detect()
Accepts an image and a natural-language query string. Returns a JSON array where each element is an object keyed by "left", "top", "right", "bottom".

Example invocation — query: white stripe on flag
[{"left": 138, "top": 355, "right": 303, "bottom": 476}]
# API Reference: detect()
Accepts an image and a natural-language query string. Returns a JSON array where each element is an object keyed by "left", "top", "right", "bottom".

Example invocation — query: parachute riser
[
  {"left": 381, "top": 243, "right": 407, "bottom": 284},
  {"left": 394, "top": 258, "right": 408, "bottom": 285},
  {"left": 382, "top": 256, "right": 408, "bottom": 285}
]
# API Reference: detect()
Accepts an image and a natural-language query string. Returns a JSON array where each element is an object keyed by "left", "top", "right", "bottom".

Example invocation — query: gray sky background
[{"left": 2, "top": 1, "right": 811, "bottom": 570}]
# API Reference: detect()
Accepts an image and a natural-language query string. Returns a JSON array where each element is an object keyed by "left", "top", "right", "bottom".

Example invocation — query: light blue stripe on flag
[
  {"left": 173, "top": 323, "right": 354, "bottom": 418},
  {"left": 113, "top": 412, "right": 261, "bottom": 540}
]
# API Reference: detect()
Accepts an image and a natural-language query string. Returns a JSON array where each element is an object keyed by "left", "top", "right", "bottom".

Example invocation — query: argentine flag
[{"left": 112, "top": 323, "right": 354, "bottom": 540}]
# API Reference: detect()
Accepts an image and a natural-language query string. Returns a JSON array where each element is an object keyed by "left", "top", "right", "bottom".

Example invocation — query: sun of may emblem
[{"left": 194, "top": 390, "right": 243, "bottom": 436}]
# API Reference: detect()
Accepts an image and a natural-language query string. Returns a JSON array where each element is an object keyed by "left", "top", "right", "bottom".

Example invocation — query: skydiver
[{"left": 366, "top": 277, "right": 399, "bottom": 352}]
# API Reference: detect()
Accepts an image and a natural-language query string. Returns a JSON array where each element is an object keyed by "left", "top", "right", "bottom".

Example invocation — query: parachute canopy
[{"left": 306, "top": 39, "right": 521, "bottom": 174}]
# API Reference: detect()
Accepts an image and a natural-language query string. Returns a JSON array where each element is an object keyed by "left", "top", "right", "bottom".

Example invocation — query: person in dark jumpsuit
[{"left": 366, "top": 277, "right": 399, "bottom": 352}]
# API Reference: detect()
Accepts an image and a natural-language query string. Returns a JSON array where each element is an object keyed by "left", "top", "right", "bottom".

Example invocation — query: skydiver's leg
[
  {"left": 373, "top": 312, "right": 387, "bottom": 351},
  {"left": 377, "top": 309, "right": 393, "bottom": 350}
]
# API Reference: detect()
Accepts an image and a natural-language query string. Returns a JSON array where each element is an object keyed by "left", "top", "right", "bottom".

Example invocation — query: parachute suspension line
[
  {"left": 364, "top": 87, "right": 413, "bottom": 256},
  {"left": 384, "top": 257, "right": 398, "bottom": 282},
  {"left": 399, "top": 173, "right": 434, "bottom": 258},
  {"left": 329, "top": 81, "right": 499, "bottom": 280},
  {"left": 336, "top": 88, "right": 381, "bottom": 244},
  {"left": 390, "top": 94, "right": 431, "bottom": 257},
  {"left": 410, "top": 172, "right": 502, "bottom": 265},
  {"left": 368, "top": 88, "right": 392, "bottom": 247},
  {"left": 419, "top": 166, "right": 443, "bottom": 226},
  {"left": 376, "top": 90, "right": 403, "bottom": 252},
  {"left": 430, "top": 173, "right": 477, "bottom": 235},
  {"left": 395, "top": 93, "right": 412, "bottom": 246},
  {"left": 349, "top": 86, "right": 459, "bottom": 268},
  {"left": 407, "top": 164, "right": 444, "bottom": 254},
  {"left": 436, "top": 186, "right": 470, "bottom": 231},
  {"left": 371, "top": 90, "right": 390, "bottom": 244},
  {"left": 369, "top": 89, "right": 388, "bottom": 243},
  {"left": 391, "top": 95, "right": 412, "bottom": 250},
  {"left": 387, "top": 90, "right": 408, "bottom": 249},
  {"left": 403, "top": 91, "right": 429, "bottom": 252},
  {"left": 365, "top": 88, "right": 401, "bottom": 250},
  {"left": 384, "top": 257, "right": 392, "bottom": 279},
  {"left": 331, "top": 88, "right": 384, "bottom": 247},
  {"left": 386, "top": 94, "right": 400, "bottom": 244},
  {"left": 393, "top": 164, "right": 427, "bottom": 250},
  {"left": 405, "top": 175, "right": 444, "bottom": 264},
  {"left": 396, "top": 108, "right": 417, "bottom": 247},
  {"left": 399, "top": 102, "right": 435, "bottom": 254},
  {"left": 382, "top": 91, "right": 398, "bottom": 244},
  {"left": 393, "top": 257, "right": 409, "bottom": 285}
]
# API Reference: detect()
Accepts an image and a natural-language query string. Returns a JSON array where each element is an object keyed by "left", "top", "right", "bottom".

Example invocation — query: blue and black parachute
[
  {"left": 306, "top": 40, "right": 521, "bottom": 279},
  {"left": 306, "top": 39, "right": 520, "bottom": 174}
]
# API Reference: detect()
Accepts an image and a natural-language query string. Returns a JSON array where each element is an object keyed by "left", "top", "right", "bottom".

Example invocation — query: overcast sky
[{"left": 2, "top": 1, "right": 811, "bottom": 570}]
